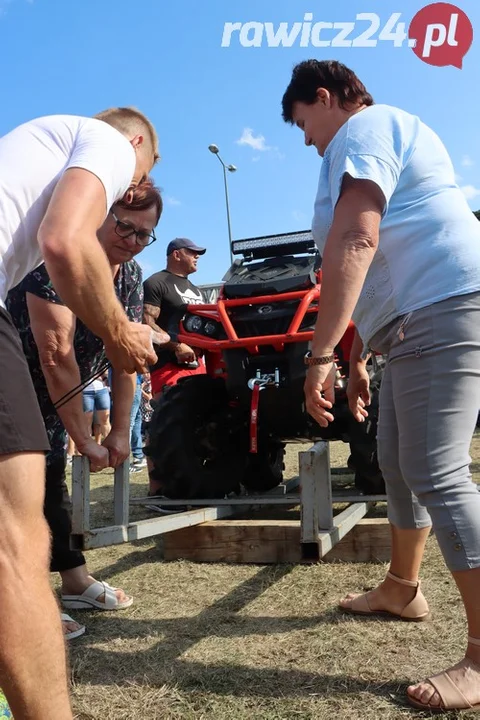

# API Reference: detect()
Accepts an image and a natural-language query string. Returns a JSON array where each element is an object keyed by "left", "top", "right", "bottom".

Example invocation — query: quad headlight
[
  {"left": 203, "top": 321, "right": 218, "bottom": 336},
  {"left": 183, "top": 313, "right": 221, "bottom": 338},
  {"left": 184, "top": 314, "right": 204, "bottom": 333}
]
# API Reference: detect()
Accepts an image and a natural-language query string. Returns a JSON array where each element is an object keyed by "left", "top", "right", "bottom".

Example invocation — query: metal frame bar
[
  {"left": 298, "top": 441, "right": 373, "bottom": 561},
  {"left": 69, "top": 444, "right": 382, "bottom": 556}
]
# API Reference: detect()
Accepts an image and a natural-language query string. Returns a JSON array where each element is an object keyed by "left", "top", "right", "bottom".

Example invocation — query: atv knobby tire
[
  {"left": 146, "top": 375, "right": 247, "bottom": 499},
  {"left": 243, "top": 438, "right": 286, "bottom": 494},
  {"left": 347, "top": 361, "right": 386, "bottom": 495}
]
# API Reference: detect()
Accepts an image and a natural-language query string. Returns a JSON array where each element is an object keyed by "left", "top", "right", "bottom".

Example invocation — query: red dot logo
[{"left": 409, "top": 2, "right": 473, "bottom": 69}]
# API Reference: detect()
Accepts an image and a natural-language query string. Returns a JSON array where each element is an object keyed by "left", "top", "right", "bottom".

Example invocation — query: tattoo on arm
[
  {"left": 143, "top": 303, "right": 163, "bottom": 334},
  {"left": 143, "top": 302, "right": 179, "bottom": 351}
]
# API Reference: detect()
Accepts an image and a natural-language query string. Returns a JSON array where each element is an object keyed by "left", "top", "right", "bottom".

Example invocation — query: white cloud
[
  {"left": 236, "top": 128, "right": 285, "bottom": 163},
  {"left": 461, "top": 155, "right": 475, "bottom": 168},
  {"left": 165, "top": 195, "right": 181, "bottom": 206},
  {"left": 460, "top": 185, "right": 480, "bottom": 201},
  {"left": 236, "top": 127, "right": 270, "bottom": 152},
  {"left": 455, "top": 172, "right": 462, "bottom": 184}
]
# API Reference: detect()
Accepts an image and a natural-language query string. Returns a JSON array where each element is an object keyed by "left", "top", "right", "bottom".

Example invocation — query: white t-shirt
[
  {"left": 83, "top": 379, "right": 106, "bottom": 393},
  {"left": 0, "top": 114, "right": 136, "bottom": 305},
  {"left": 312, "top": 104, "right": 480, "bottom": 346}
]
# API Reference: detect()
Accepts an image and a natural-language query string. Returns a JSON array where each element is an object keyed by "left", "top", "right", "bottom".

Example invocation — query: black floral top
[{"left": 6, "top": 261, "right": 143, "bottom": 465}]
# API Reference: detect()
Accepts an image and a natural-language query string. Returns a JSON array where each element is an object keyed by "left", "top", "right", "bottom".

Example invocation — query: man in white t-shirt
[{"left": 0, "top": 107, "right": 163, "bottom": 719}]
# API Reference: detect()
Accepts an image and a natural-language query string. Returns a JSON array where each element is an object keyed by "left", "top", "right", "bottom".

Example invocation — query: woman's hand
[
  {"left": 347, "top": 362, "right": 371, "bottom": 422},
  {"left": 75, "top": 438, "right": 110, "bottom": 473},
  {"left": 304, "top": 362, "right": 336, "bottom": 427},
  {"left": 102, "top": 428, "right": 131, "bottom": 468}
]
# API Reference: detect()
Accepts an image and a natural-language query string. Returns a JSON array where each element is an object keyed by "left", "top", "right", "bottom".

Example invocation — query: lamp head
[{"left": 208, "top": 144, "right": 219, "bottom": 154}]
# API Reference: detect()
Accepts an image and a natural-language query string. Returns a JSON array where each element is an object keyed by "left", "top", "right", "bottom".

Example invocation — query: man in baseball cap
[
  {"left": 143, "top": 236, "right": 207, "bottom": 395},
  {"left": 142, "top": 237, "right": 207, "bottom": 503},
  {"left": 166, "top": 237, "right": 206, "bottom": 255}
]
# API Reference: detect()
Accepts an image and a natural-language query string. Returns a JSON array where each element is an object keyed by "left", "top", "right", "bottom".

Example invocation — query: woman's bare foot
[
  {"left": 60, "top": 567, "right": 130, "bottom": 606},
  {"left": 61, "top": 613, "right": 85, "bottom": 640},
  {"left": 65, "top": 576, "right": 130, "bottom": 606},
  {"left": 62, "top": 618, "right": 83, "bottom": 636},
  {"left": 339, "top": 572, "right": 429, "bottom": 620},
  {"left": 407, "top": 652, "right": 480, "bottom": 710},
  {"left": 340, "top": 575, "right": 414, "bottom": 610}
]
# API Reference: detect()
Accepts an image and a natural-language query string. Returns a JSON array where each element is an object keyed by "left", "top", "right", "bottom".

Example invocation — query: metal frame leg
[
  {"left": 114, "top": 460, "right": 130, "bottom": 527},
  {"left": 300, "top": 441, "right": 332, "bottom": 560},
  {"left": 71, "top": 455, "right": 90, "bottom": 537}
]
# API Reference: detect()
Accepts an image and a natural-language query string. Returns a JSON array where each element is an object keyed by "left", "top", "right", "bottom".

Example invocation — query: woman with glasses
[{"left": 6, "top": 179, "right": 163, "bottom": 641}]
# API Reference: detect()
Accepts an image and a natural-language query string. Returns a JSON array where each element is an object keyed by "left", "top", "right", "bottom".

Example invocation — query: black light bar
[{"left": 232, "top": 229, "right": 314, "bottom": 255}]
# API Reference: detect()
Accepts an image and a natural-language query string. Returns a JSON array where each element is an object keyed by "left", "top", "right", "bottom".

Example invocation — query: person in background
[
  {"left": 83, "top": 377, "right": 111, "bottom": 444},
  {"left": 142, "top": 238, "right": 207, "bottom": 400},
  {"left": 142, "top": 238, "right": 207, "bottom": 499},
  {"left": 282, "top": 59, "right": 480, "bottom": 713},
  {"left": 66, "top": 434, "right": 77, "bottom": 465},
  {"left": 129, "top": 373, "right": 146, "bottom": 471},
  {"left": 140, "top": 371, "right": 154, "bottom": 439},
  {"left": 7, "top": 179, "right": 165, "bottom": 643}
]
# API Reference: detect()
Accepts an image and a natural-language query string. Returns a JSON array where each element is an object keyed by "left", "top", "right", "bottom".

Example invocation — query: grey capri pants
[{"left": 369, "top": 291, "right": 480, "bottom": 571}]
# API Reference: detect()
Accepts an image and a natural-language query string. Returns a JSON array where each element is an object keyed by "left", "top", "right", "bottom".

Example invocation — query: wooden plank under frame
[{"left": 163, "top": 517, "right": 391, "bottom": 564}]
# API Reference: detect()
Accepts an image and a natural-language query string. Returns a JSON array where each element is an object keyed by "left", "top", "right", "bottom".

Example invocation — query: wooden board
[{"left": 163, "top": 517, "right": 391, "bottom": 564}]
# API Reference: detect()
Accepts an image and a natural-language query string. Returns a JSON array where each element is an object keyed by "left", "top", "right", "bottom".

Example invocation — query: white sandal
[
  {"left": 62, "top": 580, "right": 133, "bottom": 611},
  {"left": 61, "top": 613, "right": 85, "bottom": 641}
]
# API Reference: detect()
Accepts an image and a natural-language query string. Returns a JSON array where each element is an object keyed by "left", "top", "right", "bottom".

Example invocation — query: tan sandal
[
  {"left": 339, "top": 571, "right": 429, "bottom": 622},
  {"left": 407, "top": 638, "right": 480, "bottom": 713}
]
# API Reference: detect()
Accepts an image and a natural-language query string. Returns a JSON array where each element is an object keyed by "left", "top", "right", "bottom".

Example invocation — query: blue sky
[{"left": 0, "top": 0, "right": 478, "bottom": 285}]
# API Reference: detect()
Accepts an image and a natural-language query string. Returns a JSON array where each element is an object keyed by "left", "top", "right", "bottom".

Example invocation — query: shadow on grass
[{"left": 68, "top": 564, "right": 416, "bottom": 712}]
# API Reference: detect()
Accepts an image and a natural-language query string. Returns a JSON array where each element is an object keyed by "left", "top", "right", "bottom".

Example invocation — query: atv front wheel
[
  {"left": 146, "top": 375, "right": 246, "bottom": 499},
  {"left": 242, "top": 438, "right": 286, "bottom": 493}
]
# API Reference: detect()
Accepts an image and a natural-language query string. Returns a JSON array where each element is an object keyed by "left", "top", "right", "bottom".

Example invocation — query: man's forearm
[
  {"left": 110, "top": 370, "right": 136, "bottom": 432},
  {"left": 143, "top": 313, "right": 178, "bottom": 350},
  {"left": 41, "top": 360, "right": 92, "bottom": 450},
  {"left": 312, "top": 230, "right": 377, "bottom": 356},
  {"left": 41, "top": 231, "right": 128, "bottom": 346}
]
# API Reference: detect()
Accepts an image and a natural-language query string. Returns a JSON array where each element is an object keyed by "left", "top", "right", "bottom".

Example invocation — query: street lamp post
[{"left": 208, "top": 144, "right": 236, "bottom": 264}]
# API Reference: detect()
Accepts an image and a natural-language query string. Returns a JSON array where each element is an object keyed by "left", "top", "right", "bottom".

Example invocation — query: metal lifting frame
[{"left": 70, "top": 443, "right": 385, "bottom": 559}]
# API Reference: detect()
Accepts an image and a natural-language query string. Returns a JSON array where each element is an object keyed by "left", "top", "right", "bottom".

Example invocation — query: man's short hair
[{"left": 94, "top": 106, "right": 160, "bottom": 164}]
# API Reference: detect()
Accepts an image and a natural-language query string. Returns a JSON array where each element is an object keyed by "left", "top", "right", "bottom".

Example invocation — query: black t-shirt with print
[{"left": 143, "top": 269, "right": 203, "bottom": 371}]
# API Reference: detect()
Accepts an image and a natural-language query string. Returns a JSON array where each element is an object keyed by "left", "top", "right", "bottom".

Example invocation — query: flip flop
[
  {"left": 62, "top": 580, "right": 133, "bottom": 611},
  {"left": 61, "top": 613, "right": 85, "bottom": 641}
]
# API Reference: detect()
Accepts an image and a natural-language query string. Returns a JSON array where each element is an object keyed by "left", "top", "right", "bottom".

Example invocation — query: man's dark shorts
[{"left": 0, "top": 307, "right": 50, "bottom": 455}]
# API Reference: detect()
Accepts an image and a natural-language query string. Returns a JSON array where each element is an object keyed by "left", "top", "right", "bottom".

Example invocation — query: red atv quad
[{"left": 147, "top": 230, "right": 385, "bottom": 499}]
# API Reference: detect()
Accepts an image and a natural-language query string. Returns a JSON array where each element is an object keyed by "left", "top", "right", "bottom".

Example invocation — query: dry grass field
[{"left": 57, "top": 433, "right": 480, "bottom": 719}]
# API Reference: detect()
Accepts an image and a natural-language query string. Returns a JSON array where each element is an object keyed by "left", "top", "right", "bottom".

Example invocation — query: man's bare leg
[{"left": 0, "top": 452, "right": 72, "bottom": 719}]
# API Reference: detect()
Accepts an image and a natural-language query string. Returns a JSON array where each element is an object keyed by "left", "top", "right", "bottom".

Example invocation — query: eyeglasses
[{"left": 110, "top": 211, "right": 157, "bottom": 247}]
